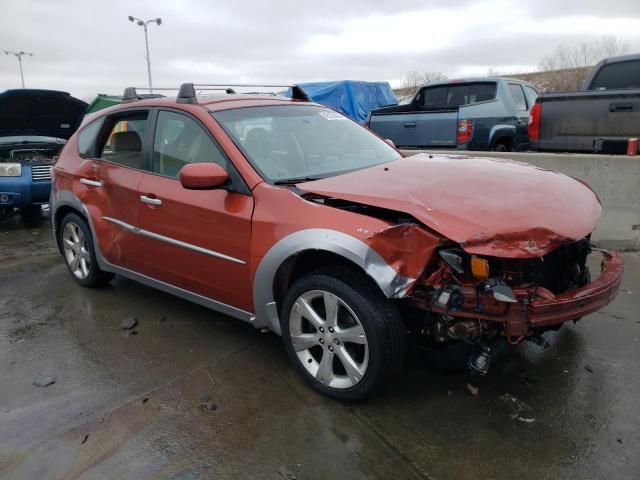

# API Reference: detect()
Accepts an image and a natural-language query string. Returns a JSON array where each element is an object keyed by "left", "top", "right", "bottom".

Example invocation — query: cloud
[{"left": 0, "top": 0, "right": 638, "bottom": 99}]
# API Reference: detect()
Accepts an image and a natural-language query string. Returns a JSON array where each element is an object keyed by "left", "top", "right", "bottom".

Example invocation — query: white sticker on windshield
[{"left": 319, "top": 111, "right": 347, "bottom": 121}]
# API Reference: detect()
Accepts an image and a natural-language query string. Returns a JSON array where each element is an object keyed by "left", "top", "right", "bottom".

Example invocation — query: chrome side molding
[{"left": 102, "top": 216, "right": 246, "bottom": 265}]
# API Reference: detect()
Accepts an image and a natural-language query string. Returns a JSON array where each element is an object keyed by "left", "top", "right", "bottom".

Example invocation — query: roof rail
[
  {"left": 176, "top": 83, "right": 311, "bottom": 104},
  {"left": 121, "top": 87, "right": 166, "bottom": 103}
]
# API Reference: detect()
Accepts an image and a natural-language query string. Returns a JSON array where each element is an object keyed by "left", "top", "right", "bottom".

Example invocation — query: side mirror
[
  {"left": 384, "top": 138, "right": 396, "bottom": 148},
  {"left": 179, "top": 163, "right": 229, "bottom": 190}
]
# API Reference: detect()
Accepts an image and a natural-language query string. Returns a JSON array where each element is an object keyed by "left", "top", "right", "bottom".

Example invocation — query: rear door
[
  {"left": 133, "top": 109, "right": 254, "bottom": 311},
  {"left": 507, "top": 83, "right": 530, "bottom": 150},
  {"left": 80, "top": 110, "right": 150, "bottom": 268}
]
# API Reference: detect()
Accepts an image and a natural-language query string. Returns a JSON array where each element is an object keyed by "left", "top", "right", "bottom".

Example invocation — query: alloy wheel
[
  {"left": 289, "top": 289, "right": 369, "bottom": 389},
  {"left": 62, "top": 221, "right": 91, "bottom": 280}
]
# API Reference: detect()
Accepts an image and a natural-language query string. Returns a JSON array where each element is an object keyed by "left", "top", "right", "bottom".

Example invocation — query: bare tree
[
  {"left": 401, "top": 71, "right": 448, "bottom": 95},
  {"left": 422, "top": 71, "right": 448, "bottom": 84},
  {"left": 401, "top": 70, "right": 425, "bottom": 93},
  {"left": 538, "top": 36, "right": 630, "bottom": 91}
]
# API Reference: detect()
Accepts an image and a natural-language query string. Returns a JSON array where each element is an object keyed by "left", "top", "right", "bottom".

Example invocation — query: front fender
[{"left": 252, "top": 228, "right": 414, "bottom": 335}]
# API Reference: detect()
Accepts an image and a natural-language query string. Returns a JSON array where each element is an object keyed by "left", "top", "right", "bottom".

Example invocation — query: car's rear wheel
[
  {"left": 60, "top": 213, "right": 114, "bottom": 287},
  {"left": 280, "top": 268, "right": 405, "bottom": 401},
  {"left": 493, "top": 141, "right": 510, "bottom": 152}
]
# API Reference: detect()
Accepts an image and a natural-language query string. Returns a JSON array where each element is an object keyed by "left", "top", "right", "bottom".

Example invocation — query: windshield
[
  {"left": 0, "top": 135, "right": 66, "bottom": 145},
  {"left": 212, "top": 105, "right": 400, "bottom": 182}
]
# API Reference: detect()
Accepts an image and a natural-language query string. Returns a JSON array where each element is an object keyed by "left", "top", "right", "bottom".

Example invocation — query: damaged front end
[{"left": 404, "top": 237, "right": 623, "bottom": 348}]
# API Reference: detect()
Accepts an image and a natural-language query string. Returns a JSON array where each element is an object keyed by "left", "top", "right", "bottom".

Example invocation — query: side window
[
  {"left": 524, "top": 86, "right": 538, "bottom": 109},
  {"left": 589, "top": 60, "right": 640, "bottom": 90},
  {"left": 420, "top": 83, "right": 496, "bottom": 107},
  {"left": 508, "top": 84, "right": 527, "bottom": 111},
  {"left": 99, "top": 113, "right": 148, "bottom": 169},
  {"left": 152, "top": 110, "right": 227, "bottom": 178},
  {"left": 420, "top": 86, "right": 448, "bottom": 107},
  {"left": 78, "top": 117, "right": 105, "bottom": 158}
]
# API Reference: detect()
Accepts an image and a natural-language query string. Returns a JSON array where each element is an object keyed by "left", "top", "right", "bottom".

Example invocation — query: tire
[
  {"left": 280, "top": 267, "right": 405, "bottom": 401},
  {"left": 493, "top": 142, "right": 510, "bottom": 152},
  {"left": 59, "top": 213, "right": 114, "bottom": 287}
]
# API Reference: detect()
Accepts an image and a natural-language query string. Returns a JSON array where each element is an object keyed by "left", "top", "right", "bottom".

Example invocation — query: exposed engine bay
[{"left": 0, "top": 147, "right": 59, "bottom": 164}]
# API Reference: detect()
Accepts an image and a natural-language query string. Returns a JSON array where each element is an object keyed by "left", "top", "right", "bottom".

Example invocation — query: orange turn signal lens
[{"left": 471, "top": 256, "right": 490, "bottom": 281}]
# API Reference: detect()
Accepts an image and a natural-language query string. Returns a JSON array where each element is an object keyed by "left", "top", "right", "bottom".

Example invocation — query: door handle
[
  {"left": 80, "top": 178, "right": 103, "bottom": 187},
  {"left": 404, "top": 122, "right": 417, "bottom": 128},
  {"left": 610, "top": 102, "right": 638, "bottom": 112},
  {"left": 140, "top": 195, "right": 162, "bottom": 206}
]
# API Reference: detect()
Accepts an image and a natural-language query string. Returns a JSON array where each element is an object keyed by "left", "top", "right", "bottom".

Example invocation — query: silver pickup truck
[
  {"left": 529, "top": 53, "right": 640, "bottom": 154},
  {"left": 367, "top": 77, "right": 538, "bottom": 152}
]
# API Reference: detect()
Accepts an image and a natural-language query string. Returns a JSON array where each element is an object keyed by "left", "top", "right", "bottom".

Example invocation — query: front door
[
  {"left": 132, "top": 109, "right": 254, "bottom": 312},
  {"left": 85, "top": 111, "right": 150, "bottom": 268}
]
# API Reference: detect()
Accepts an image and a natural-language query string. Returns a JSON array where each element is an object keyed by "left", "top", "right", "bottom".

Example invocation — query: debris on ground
[
  {"left": 81, "top": 434, "right": 89, "bottom": 444},
  {"left": 517, "top": 416, "right": 535, "bottom": 423},
  {"left": 33, "top": 376, "right": 55, "bottom": 387},
  {"left": 465, "top": 383, "right": 479, "bottom": 397},
  {"left": 500, "top": 393, "right": 535, "bottom": 422},
  {"left": 142, "top": 397, "right": 149, "bottom": 404},
  {"left": 585, "top": 364, "right": 594, "bottom": 373},
  {"left": 199, "top": 395, "right": 218, "bottom": 412},
  {"left": 500, "top": 393, "right": 533, "bottom": 412},
  {"left": 121, "top": 317, "right": 138, "bottom": 330},
  {"left": 277, "top": 466, "right": 297, "bottom": 480}
]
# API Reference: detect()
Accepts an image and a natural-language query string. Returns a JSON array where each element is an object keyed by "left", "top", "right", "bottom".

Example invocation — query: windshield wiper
[{"left": 274, "top": 176, "right": 321, "bottom": 185}]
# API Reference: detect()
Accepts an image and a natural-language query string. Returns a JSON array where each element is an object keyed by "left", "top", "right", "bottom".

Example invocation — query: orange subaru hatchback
[{"left": 52, "top": 83, "right": 622, "bottom": 400}]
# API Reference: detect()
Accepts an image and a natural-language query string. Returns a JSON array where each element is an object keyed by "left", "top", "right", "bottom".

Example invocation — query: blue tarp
[{"left": 287, "top": 81, "right": 397, "bottom": 124}]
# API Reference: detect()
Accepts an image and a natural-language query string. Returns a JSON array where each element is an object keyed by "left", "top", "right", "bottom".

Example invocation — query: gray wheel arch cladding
[{"left": 252, "top": 228, "right": 414, "bottom": 335}]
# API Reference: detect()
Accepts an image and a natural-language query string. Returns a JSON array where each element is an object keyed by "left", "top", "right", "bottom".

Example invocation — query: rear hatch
[{"left": 0, "top": 89, "right": 88, "bottom": 140}]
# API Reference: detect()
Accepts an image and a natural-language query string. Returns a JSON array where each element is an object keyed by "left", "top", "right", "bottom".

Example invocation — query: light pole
[
  {"left": 4, "top": 50, "right": 33, "bottom": 88},
  {"left": 128, "top": 16, "right": 162, "bottom": 93}
]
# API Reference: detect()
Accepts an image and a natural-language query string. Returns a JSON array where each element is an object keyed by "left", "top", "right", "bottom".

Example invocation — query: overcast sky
[{"left": 1, "top": 0, "right": 639, "bottom": 100}]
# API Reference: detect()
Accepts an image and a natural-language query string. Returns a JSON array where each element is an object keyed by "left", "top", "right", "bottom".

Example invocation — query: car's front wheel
[
  {"left": 59, "top": 213, "right": 114, "bottom": 287},
  {"left": 280, "top": 268, "right": 405, "bottom": 401}
]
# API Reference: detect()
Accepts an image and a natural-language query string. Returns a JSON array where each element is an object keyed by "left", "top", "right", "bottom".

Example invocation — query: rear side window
[
  {"left": 419, "top": 83, "right": 496, "bottom": 108},
  {"left": 99, "top": 113, "right": 148, "bottom": 169},
  {"left": 152, "top": 110, "right": 227, "bottom": 178},
  {"left": 524, "top": 86, "right": 538, "bottom": 107},
  {"left": 508, "top": 84, "right": 527, "bottom": 111},
  {"left": 78, "top": 118, "right": 104, "bottom": 158},
  {"left": 589, "top": 60, "right": 640, "bottom": 90}
]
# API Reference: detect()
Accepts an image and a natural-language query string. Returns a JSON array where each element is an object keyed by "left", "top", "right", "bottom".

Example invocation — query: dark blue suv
[{"left": 0, "top": 89, "right": 86, "bottom": 216}]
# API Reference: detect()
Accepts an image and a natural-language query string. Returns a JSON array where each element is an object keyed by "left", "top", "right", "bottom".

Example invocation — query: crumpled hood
[
  {"left": 299, "top": 154, "right": 601, "bottom": 258},
  {"left": 0, "top": 89, "right": 88, "bottom": 140}
]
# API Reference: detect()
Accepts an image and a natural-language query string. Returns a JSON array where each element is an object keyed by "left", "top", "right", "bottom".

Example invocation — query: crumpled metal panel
[{"left": 298, "top": 154, "right": 602, "bottom": 259}]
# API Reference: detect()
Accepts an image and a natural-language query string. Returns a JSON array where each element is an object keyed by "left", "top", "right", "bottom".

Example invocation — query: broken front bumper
[{"left": 424, "top": 250, "right": 624, "bottom": 343}]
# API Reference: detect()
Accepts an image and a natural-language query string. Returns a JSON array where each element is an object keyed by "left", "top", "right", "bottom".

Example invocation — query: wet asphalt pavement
[{"left": 1, "top": 210, "right": 639, "bottom": 480}]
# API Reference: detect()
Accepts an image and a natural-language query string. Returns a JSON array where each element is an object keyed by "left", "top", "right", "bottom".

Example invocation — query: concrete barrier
[{"left": 401, "top": 150, "right": 640, "bottom": 251}]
